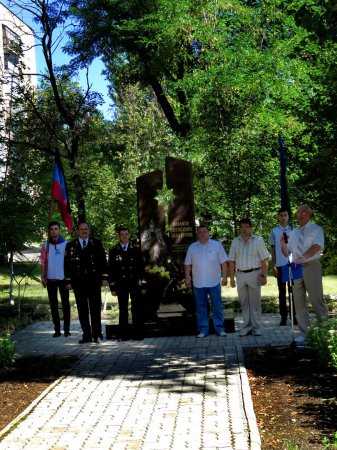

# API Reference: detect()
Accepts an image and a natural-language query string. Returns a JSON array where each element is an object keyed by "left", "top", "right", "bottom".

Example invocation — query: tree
[
  {"left": 67, "top": 0, "right": 322, "bottom": 241},
  {"left": 7, "top": 0, "right": 104, "bottom": 221}
]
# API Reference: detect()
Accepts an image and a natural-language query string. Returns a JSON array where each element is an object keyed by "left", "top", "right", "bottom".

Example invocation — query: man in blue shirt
[{"left": 270, "top": 209, "right": 292, "bottom": 326}]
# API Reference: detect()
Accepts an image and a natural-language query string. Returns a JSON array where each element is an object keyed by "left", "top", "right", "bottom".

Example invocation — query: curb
[
  {"left": 0, "top": 374, "right": 66, "bottom": 441},
  {"left": 0, "top": 351, "right": 85, "bottom": 444},
  {"left": 236, "top": 344, "right": 261, "bottom": 450}
]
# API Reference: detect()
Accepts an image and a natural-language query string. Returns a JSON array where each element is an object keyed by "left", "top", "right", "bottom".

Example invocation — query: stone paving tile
[{"left": 0, "top": 315, "right": 295, "bottom": 450}]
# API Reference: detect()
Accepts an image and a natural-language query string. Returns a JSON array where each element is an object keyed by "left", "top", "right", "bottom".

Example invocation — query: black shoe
[
  {"left": 280, "top": 319, "right": 287, "bottom": 326},
  {"left": 93, "top": 337, "right": 100, "bottom": 344},
  {"left": 64, "top": 332, "right": 71, "bottom": 337},
  {"left": 53, "top": 331, "right": 61, "bottom": 338},
  {"left": 78, "top": 338, "right": 92, "bottom": 344}
]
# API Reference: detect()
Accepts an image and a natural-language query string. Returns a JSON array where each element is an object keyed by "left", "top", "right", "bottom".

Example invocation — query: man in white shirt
[
  {"left": 269, "top": 209, "right": 292, "bottom": 325},
  {"left": 40, "top": 221, "right": 70, "bottom": 337},
  {"left": 281, "top": 204, "right": 328, "bottom": 341},
  {"left": 228, "top": 218, "right": 270, "bottom": 336},
  {"left": 184, "top": 224, "right": 228, "bottom": 338}
]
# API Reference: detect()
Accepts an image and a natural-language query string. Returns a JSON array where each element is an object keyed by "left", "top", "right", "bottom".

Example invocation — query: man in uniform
[
  {"left": 108, "top": 227, "right": 144, "bottom": 339},
  {"left": 228, "top": 218, "right": 270, "bottom": 336},
  {"left": 64, "top": 222, "right": 108, "bottom": 343}
]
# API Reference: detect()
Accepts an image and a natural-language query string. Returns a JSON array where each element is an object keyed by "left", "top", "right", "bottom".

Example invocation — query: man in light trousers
[
  {"left": 281, "top": 204, "right": 328, "bottom": 345},
  {"left": 185, "top": 224, "right": 228, "bottom": 338},
  {"left": 229, "top": 218, "right": 270, "bottom": 336}
]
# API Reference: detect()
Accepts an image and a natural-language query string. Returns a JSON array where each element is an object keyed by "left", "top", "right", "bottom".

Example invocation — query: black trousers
[
  {"left": 116, "top": 285, "right": 143, "bottom": 334},
  {"left": 73, "top": 280, "right": 102, "bottom": 340},
  {"left": 46, "top": 280, "right": 70, "bottom": 333},
  {"left": 277, "top": 267, "right": 288, "bottom": 320}
]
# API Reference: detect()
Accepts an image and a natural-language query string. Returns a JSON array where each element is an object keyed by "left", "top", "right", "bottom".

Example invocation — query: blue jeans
[{"left": 193, "top": 284, "right": 224, "bottom": 335}]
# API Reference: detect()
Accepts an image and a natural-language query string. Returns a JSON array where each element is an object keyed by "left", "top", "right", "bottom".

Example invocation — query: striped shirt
[{"left": 228, "top": 235, "right": 270, "bottom": 271}]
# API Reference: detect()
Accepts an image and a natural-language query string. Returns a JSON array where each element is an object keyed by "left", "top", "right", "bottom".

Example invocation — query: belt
[{"left": 237, "top": 267, "right": 260, "bottom": 273}]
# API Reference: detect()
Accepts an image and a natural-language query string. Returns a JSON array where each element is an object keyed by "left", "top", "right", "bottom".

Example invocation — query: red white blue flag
[{"left": 51, "top": 158, "right": 73, "bottom": 232}]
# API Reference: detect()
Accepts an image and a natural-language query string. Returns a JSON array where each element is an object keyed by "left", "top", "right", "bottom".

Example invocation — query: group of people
[
  {"left": 40, "top": 203, "right": 328, "bottom": 345},
  {"left": 184, "top": 204, "right": 328, "bottom": 344},
  {"left": 40, "top": 223, "right": 143, "bottom": 343}
]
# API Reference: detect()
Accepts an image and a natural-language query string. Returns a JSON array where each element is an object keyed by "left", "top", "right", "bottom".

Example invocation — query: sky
[{"left": 2, "top": 1, "right": 113, "bottom": 118}]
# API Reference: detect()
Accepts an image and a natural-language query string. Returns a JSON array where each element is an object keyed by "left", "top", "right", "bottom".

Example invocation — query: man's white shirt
[
  {"left": 184, "top": 239, "right": 228, "bottom": 288},
  {"left": 47, "top": 241, "right": 67, "bottom": 280},
  {"left": 287, "top": 222, "right": 324, "bottom": 262},
  {"left": 228, "top": 235, "right": 270, "bottom": 270},
  {"left": 79, "top": 238, "right": 88, "bottom": 249},
  {"left": 269, "top": 225, "right": 292, "bottom": 267}
]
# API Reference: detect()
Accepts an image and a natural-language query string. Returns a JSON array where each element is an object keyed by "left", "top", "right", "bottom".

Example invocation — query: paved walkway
[{"left": 0, "top": 316, "right": 294, "bottom": 450}]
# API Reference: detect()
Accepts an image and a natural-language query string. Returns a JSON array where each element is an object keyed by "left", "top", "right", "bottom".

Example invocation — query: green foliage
[
  {"left": 0, "top": 334, "right": 15, "bottom": 368},
  {"left": 3, "top": 0, "right": 337, "bottom": 261},
  {"left": 307, "top": 318, "right": 337, "bottom": 370},
  {"left": 68, "top": 0, "right": 334, "bottom": 242},
  {"left": 284, "top": 442, "right": 300, "bottom": 450},
  {"left": 322, "top": 432, "right": 337, "bottom": 450},
  {"left": 83, "top": 84, "right": 177, "bottom": 246}
]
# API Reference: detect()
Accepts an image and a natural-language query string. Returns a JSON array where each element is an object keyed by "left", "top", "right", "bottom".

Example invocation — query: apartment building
[{"left": 0, "top": 2, "right": 37, "bottom": 179}]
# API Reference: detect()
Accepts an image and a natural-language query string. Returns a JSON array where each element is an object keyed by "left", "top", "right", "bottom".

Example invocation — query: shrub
[
  {"left": 0, "top": 334, "right": 15, "bottom": 368},
  {"left": 307, "top": 318, "right": 337, "bottom": 370}
]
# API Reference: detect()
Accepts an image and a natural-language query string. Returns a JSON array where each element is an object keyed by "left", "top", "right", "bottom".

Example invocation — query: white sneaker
[
  {"left": 197, "top": 332, "right": 207, "bottom": 338},
  {"left": 218, "top": 331, "right": 226, "bottom": 337}
]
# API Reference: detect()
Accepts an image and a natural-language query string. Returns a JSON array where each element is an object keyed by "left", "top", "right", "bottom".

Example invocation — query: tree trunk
[{"left": 149, "top": 77, "right": 191, "bottom": 137}]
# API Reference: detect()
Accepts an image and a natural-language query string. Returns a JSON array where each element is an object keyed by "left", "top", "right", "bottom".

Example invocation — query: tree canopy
[{"left": 1, "top": 0, "right": 337, "bottom": 263}]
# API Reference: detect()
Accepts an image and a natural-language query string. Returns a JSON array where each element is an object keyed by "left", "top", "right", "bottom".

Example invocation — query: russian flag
[{"left": 51, "top": 158, "right": 73, "bottom": 232}]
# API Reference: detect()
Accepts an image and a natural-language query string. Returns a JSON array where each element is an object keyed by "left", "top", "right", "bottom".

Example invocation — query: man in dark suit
[
  {"left": 108, "top": 227, "right": 144, "bottom": 339},
  {"left": 64, "top": 222, "right": 108, "bottom": 343}
]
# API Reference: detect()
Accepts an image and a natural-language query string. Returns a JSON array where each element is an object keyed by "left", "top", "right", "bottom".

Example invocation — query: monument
[{"left": 136, "top": 157, "right": 196, "bottom": 332}]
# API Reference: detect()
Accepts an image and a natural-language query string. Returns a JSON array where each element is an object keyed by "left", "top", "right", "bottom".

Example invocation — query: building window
[
  {"left": 2, "top": 25, "right": 21, "bottom": 48},
  {"left": 2, "top": 25, "right": 21, "bottom": 70},
  {"left": 4, "top": 51, "right": 19, "bottom": 70}
]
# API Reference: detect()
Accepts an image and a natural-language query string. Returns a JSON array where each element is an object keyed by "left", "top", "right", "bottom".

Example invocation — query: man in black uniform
[
  {"left": 108, "top": 227, "right": 144, "bottom": 339},
  {"left": 64, "top": 222, "right": 108, "bottom": 343}
]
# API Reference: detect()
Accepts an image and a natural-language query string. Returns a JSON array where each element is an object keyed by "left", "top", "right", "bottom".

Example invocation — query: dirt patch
[
  {"left": 245, "top": 346, "right": 337, "bottom": 450},
  {"left": 0, "top": 355, "right": 77, "bottom": 431}
]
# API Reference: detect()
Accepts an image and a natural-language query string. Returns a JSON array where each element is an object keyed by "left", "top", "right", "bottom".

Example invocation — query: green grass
[
  {"left": 0, "top": 264, "right": 119, "bottom": 330},
  {"left": 1, "top": 264, "right": 337, "bottom": 313},
  {"left": 223, "top": 274, "right": 337, "bottom": 299}
]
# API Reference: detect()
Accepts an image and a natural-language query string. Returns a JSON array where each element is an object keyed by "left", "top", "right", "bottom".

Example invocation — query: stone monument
[{"left": 136, "top": 157, "right": 196, "bottom": 330}]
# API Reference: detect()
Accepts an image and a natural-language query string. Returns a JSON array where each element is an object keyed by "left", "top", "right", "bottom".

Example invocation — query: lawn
[
  {"left": 224, "top": 274, "right": 337, "bottom": 298},
  {"left": 1, "top": 264, "right": 337, "bottom": 304},
  {"left": 1, "top": 264, "right": 337, "bottom": 326}
]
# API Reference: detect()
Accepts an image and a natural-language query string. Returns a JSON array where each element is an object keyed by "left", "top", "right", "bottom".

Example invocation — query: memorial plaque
[
  {"left": 166, "top": 157, "right": 196, "bottom": 264},
  {"left": 136, "top": 170, "right": 167, "bottom": 265}
]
